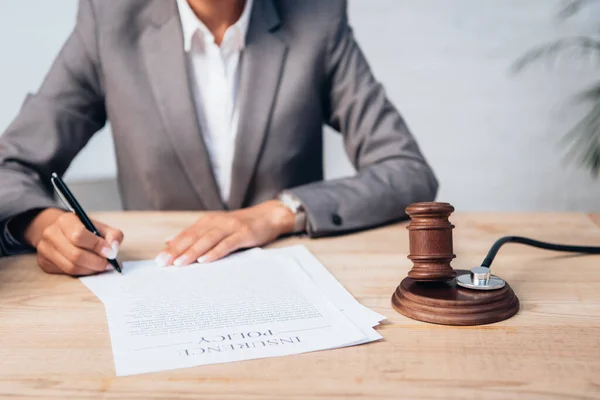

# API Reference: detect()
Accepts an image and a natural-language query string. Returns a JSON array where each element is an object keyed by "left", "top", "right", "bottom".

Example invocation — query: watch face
[{"left": 279, "top": 194, "right": 301, "bottom": 213}]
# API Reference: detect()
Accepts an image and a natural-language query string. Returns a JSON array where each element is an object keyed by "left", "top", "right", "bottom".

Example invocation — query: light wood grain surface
[{"left": 1, "top": 212, "right": 599, "bottom": 400}]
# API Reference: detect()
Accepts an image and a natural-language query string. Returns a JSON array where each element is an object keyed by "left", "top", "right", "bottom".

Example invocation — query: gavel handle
[{"left": 481, "top": 236, "right": 600, "bottom": 269}]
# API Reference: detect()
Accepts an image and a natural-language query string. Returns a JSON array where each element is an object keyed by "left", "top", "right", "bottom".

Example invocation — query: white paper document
[
  {"left": 260, "top": 246, "right": 386, "bottom": 327},
  {"left": 80, "top": 246, "right": 384, "bottom": 376}
]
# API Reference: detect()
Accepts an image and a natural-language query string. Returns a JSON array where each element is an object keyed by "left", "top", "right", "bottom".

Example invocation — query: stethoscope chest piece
[{"left": 456, "top": 266, "right": 506, "bottom": 291}]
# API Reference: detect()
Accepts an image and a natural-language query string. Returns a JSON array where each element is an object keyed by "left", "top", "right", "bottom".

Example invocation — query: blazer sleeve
[
  {"left": 0, "top": 0, "right": 106, "bottom": 255},
  {"left": 285, "top": 0, "right": 439, "bottom": 237}
]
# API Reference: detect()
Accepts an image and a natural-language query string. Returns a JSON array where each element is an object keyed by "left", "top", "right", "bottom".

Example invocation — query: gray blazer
[{"left": 0, "top": 0, "right": 438, "bottom": 252}]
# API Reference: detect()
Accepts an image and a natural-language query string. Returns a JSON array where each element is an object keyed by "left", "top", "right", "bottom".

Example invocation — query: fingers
[
  {"left": 37, "top": 239, "right": 103, "bottom": 276},
  {"left": 57, "top": 213, "right": 115, "bottom": 259},
  {"left": 155, "top": 214, "right": 222, "bottom": 266},
  {"left": 166, "top": 231, "right": 198, "bottom": 261},
  {"left": 49, "top": 228, "right": 109, "bottom": 272},
  {"left": 198, "top": 233, "right": 246, "bottom": 264},
  {"left": 172, "top": 229, "right": 230, "bottom": 266},
  {"left": 156, "top": 227, "right": 228, "bottom": 267},
  {"left": 95, "top": 221, "right": 124, "bottom": 258},
  {"left": 154, "top": 230, "right": 195, "bottom": 267},
  {"left": 37, "top": 252, "right": 62, "bottom": 275},
  {"left": 165, "top": 219, "right": 212, "bottom": 251}
]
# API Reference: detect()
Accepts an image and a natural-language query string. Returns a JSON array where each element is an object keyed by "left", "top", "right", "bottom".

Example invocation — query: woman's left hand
[{"left": 154, "top": 200, "right": 295, "bottom": 267}]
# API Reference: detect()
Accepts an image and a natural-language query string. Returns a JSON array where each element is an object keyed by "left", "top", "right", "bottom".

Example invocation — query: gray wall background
[{"left": 1, "top": 0, "right": 599, "bottom": 211}]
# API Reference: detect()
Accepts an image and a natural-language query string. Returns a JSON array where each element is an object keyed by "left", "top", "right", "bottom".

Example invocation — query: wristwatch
[{"left": 278, "top": 193, "right": 307, "bottom": 233}]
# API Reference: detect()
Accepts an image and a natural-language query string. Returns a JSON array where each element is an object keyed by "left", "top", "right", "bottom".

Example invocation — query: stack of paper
[{"left": 81, "top": 245, "right": 385, "bottom": 376}]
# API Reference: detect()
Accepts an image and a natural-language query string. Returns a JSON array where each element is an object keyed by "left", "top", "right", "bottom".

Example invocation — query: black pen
[{"left": 50, "top": 173, "right": 122, "bottom": 274}]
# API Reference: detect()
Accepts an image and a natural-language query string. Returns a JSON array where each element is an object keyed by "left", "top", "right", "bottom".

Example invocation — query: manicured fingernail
[
  {"left": 101, "top": 247, "right": 113, "bottom": 259},
  {"left": 197, "top": 256, "right": 209, "bottom": 264},
  {"left": 154, "top": 252, "right": 171, "bottom": 267},
  {"left": 173, "top": 255, "right": 190, "bottom": 267},
  {"left": 111, "top": 241, "right": 120, "bottom": 258},
  {"left": 165, "top": 235, "right": 175, "bottom": 243}
]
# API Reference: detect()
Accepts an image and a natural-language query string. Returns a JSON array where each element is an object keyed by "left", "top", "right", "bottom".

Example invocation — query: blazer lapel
[
  {"left": 139, "top": 0, "right": 225, "bottom": 210},
  {"left": 227, "top": 0, "right": 289, "bottom": 209}
]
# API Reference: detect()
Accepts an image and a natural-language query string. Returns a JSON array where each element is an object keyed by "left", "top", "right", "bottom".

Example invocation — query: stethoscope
[{"left": 456, "top": 236, "right": 600, "bottom": 290}]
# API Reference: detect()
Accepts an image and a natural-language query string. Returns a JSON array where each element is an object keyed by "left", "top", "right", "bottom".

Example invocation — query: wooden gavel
[
  {"left": 405, "top": 202, "right": 457, "bottom": 282},
  {"left": 393, "top": 201, "right": 520, "bottom": 326}
]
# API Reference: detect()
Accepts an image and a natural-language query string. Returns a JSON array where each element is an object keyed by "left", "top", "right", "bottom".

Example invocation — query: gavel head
[{"left": 405, "top": 202, "right": 457, "bottom": 282}]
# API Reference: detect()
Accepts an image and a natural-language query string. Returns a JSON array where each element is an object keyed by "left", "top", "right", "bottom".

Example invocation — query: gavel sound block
[{"left": 391, "top": 202, "right": 519, "bottom": 326}]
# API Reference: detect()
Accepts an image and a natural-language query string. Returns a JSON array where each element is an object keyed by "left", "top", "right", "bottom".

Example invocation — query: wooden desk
[{"left": 1, "top": 212, "right": 599, "bottom": 400}]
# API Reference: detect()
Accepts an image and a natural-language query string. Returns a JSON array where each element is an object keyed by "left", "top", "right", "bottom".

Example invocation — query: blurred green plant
[{"left": 513, "top": 0, "right": 600, "bottom": 177}]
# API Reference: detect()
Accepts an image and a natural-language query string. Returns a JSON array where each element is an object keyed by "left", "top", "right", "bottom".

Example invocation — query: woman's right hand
[{"left": 24, "top": 208, "right": 124, "bottom": 276}]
